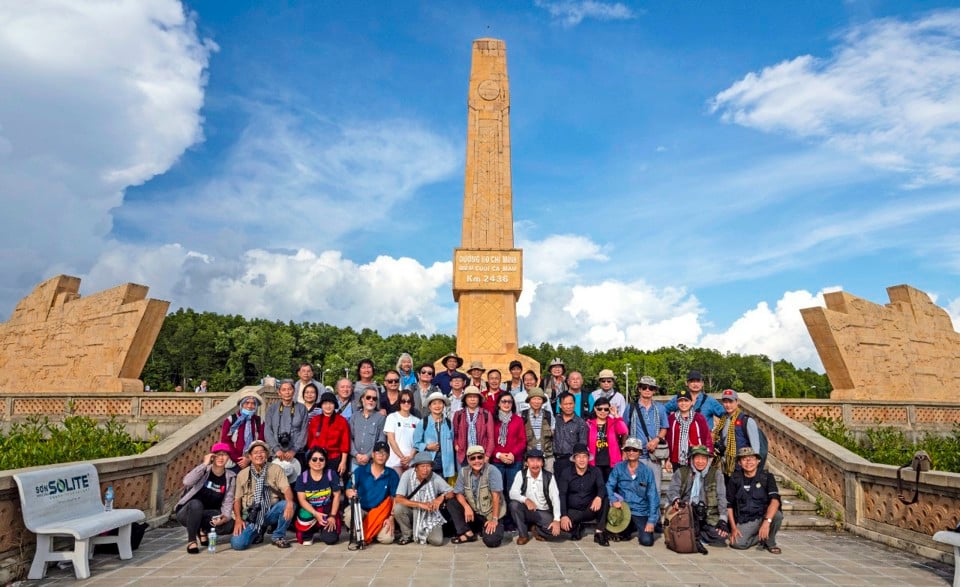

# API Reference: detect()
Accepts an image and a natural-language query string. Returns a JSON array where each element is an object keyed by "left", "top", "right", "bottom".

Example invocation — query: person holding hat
[
  {"left": 726, "top": 447, "right": 782, "bottom": 554},
  {"left": 231, "top": 440, "right": 296, "bottom": 550},
  {"left": 306, "top": 391, "right": 351, "bottom": 477},
  {"left": 665, "top": 370, "right": 725, "bottom": 429},
  {"left": 557, "top": 443, "right": 609, "bottom": 546},
  {"left": 453, "top": 385, "right": 495, "bottom": 466},
  {"left": 393, "top": 452, "right": 454, "bottom": 545},
  {"left": 294, "top": 447, "right": 341, "bottom": 546},
  {"left": 414, "top": 391, "right": 456, "bottom": 481},
  {"left": 467, "top": 360, "right": 487, "bottom": 391},
  {"left": 264, "top": 380, "right": 308, "bottom": 466},
  {"left": 448, "top": 445, "right": 506, "bottom": 547},
  {"left": 220, "top": 392, "right": 265, "bottom": 470},
  {"left": 434, "top": 352, "right": 465, "bottom": 394},
  {"left": 349, "top": 386, "right": 386, "bottom": 473},
  {"left": 508, "top": 449, "right": 562, "bottom": 544},
  {"left": 713, "top": 389, "right": 763, "bottom": 478},
  {"left": 447, "top": 371, "right": 468, "bottom": 414},
  {"left": 541, "top": 358, "right": 568, "bottom": 402},
  {"left": 506, "top": 360, "right": 524, "bottom": 394},
  {"left": 345, "top": 440, "right": 400, "bottom": 546},
  {"left": 523, "top": 387, "right": 555, "bottom": 472},
  {"left": 606, "top": 437, "right": 660, "bottom": 546},
  {"left": 666, "top": 388, "right": 713, "bottom": 472},
  {"left": 666, "top": 445, "right": 729, "bottom": 547},
  {"left": 410, "top": 362, "right": 440, "bottom": 417},
  {"left": 175, "top": 441, "right": 237, "bottom": 554},
  {"left": 591, "top": 369, "right": 626, "bottom": 418}
]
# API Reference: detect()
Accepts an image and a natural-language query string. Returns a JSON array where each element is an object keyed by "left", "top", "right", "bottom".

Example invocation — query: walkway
[{"left": 24, "top": 527, "right": 952, "bottom": 586}]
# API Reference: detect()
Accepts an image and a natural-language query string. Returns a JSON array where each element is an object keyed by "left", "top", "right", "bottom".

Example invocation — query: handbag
[
  {"left": 635, "top": 403, "right": 669, "bottom": 461},
  {"left": 897, "top": 450, "right": 932, "bottom": 505}
]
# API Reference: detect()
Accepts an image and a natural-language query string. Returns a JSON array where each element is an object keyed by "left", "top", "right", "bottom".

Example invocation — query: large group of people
[{"left": 177, "top": 357, "right": 778, "bottom": 555}]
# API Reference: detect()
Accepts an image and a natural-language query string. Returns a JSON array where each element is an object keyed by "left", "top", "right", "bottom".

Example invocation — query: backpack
[
  {"left": 664, "top": 502, "right": 700, "bottom": 554},
  {"left": 738, "top": 413, "right": 769, "bottom": 470}
]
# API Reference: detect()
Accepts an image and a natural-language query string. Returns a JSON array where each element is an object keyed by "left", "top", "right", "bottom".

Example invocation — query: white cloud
[
  {"left": 701, "top": 289, "right": 830, "bottom": 370},
  {"left": 0, "top": 0, "right": 214, "bottom": 307},
  {"left": 710, "top": 10, "right": 960, "bottom": 185},
  {"left": 945, "top": 298, "right": 960, "bottom": 332},
  {"left": 534, "top": 0, "right": 637, "bottom": 27}
]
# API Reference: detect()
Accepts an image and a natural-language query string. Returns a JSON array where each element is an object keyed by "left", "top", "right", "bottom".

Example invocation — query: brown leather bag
[{"left": 665, "top": 502, "right": 699, "bottom": 554}]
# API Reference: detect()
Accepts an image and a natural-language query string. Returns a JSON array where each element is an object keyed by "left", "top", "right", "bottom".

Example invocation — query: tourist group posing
[{"left": 176, "top": 356, "right": 780, "bottom": 556}]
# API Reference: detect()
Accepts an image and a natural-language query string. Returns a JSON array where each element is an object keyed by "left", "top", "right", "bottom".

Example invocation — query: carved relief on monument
[
  {"left": 802, "top": 285, "right": 960, "bottom": 402},
  {"left": 0, "top": 275, "right": 169, "bottom": 393}
]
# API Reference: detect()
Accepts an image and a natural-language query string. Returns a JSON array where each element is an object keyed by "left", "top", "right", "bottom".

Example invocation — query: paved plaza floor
[{"left": 25, "top": 526, "right": 953, "bottom": 586}]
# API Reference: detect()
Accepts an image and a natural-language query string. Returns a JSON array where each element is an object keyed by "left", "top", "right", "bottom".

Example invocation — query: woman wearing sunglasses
[
  {"left": 491, "top": 393, "right": 525, "bottom": 493},
  {"left": 587, "top": 396, "right": 628, "bottom": 482},
  {"left": 385, "top": 389, "right": 419, "bottom": 474},
  {"left": 294, "top": 447, "right": 341, "bottom": 545}
]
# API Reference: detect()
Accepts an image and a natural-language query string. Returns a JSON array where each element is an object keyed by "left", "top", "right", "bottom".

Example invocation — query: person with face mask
[{"left": 220, "top": 392, "right": 265, "bottom": 471}]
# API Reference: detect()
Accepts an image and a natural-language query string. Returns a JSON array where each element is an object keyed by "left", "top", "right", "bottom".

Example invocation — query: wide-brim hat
[
  {"left": 639, "top": 375, "right": 657, "bottom": 387},
  {"left": 526, "top": 387, "right": 546, "bottom": 400},
  {"left": 570, "top": 443, "right": 589, "bottom": 460},
  {"left": 294, "top": 508, "right": 318, "bottom": 532},
  {"left": 411, "top": 452, "right": 435, "bottom": 467},
  {"left": 467, "top": 360, "right": 486, "bottom": 373},
  {"left": 463, "top": 385, "right": 483, "bottom": 398},
  {"left": 606, "top": 506, "right": 632, "bottom": 533},
  {"left": 274, "top": 457, "right": 301, "bottom": 483},
  {"left": 597, "top": 369, "right": 616, "bottom": 380},
  {"left": 237, "top": 391, "right": 262, "bottom": 407},
  {"left": 426, "top": 391, "right": 450, "bottom": 406},
  {"left": 526, "top": 449, "right": 545, "bottom": 461},
  {"left": 548, "top": 358, "right": 566, "bottom": 371},
  {"left": 441, "top": 353, "right": 464, "bottom": 368},
  {"left": 736, "top": 447, "right": 759, "bottom": 459}
]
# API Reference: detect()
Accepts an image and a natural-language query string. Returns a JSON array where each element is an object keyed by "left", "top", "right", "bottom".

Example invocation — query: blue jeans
[
  {"left": 230, "top": 500, "right": 291, "bottom": 550},
  {"left": 632, "top": 515, "right": 655, "bottom": 547},
  {"left": 493, "top": 461, "right": 522, "bottom": 492}
]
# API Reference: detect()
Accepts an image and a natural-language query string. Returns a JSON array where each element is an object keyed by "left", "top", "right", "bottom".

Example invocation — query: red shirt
[{"left": 306, "top": 413, "right": 350, "bottom": 463}]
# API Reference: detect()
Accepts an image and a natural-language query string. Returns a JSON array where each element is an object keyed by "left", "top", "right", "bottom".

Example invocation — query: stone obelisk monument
[{"left": 449, "top": 38, "right": 539, "bottom": 377}]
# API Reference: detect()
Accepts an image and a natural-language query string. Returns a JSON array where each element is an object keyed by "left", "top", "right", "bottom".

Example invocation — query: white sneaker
[{"left": 301, "top": 539, "right": 313, "bottom": 546}]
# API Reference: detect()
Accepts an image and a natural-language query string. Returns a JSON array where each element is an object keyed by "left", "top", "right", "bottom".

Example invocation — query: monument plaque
[{"left": 445, "top": 39, "right": 539, "bottom": 377}]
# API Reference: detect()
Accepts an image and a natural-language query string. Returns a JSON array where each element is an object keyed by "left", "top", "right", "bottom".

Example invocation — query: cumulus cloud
[
  {"left": 945, "top": 298, "right": 960, "bottom": 332},
  {"left": 0, "top": 0, "right": 214, "bottom": 307},
  {"left": 701, "top": 289, "right": 829, "bottom": 369},
  {"left": 534, "top": 0, "right": 637, "bottom": 27},
  {"left": 710, "top": 10, "right": 960, "bottom": 185}
]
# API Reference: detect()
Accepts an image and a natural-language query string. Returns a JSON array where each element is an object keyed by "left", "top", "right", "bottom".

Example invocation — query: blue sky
[{"left": 2, "top": 0, "right": 960, "bottom": 371}]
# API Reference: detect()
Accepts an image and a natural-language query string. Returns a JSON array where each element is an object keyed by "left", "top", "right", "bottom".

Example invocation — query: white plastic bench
[
  {"left": 13, "top": 463, "right": 145, "bottom": 580},
  {"left": 934, "top": 530, "right": 960, "bottom": 587}
]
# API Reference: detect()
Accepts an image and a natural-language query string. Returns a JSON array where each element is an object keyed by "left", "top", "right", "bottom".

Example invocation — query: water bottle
[
  {"left": 104, "top": 486, "right": 114, "bottom": 511},
  {"left": 208, "top": 527, "right": 217, "bottom": 553}
]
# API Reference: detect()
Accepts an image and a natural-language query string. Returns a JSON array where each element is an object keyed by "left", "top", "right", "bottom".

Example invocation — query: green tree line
[{"left": 143, "top": 308, "right": 830, "bottom": 398}]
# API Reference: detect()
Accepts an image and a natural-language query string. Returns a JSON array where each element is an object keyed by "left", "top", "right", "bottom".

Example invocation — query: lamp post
[
  {"left": 770, "top": 360, "right": 777, "bottom": 399},
  {"left": 808, "top": 385, "right": 816, "bottom": 399},
  {"left": 322, "top": 368, "right": 330, "bottom": 387},
  {"left": 344, "top": 367, "right": 350, "bottom": 380},
  {"left": 623, "top": 364, "right": 633, "bottom": 402}
]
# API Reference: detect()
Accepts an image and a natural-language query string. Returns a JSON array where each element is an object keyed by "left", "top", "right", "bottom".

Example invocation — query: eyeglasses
[
  {"left": 399, "top": 399, "right": 413, "bottom": 404},
  {"left": 385, "top": 379, "right": 400, "bottom": 384},
  {"left": 623, "top": 447, "right": 640, "bottom": 453},
  {"left": 420, "top": 370, "right": 434, "bottom": 375},
  {"left": 499, "top": 399, "right": 513, "bottom": 404},
  {"left": 363, "top": 396, "right": 377, "bottom": 401},
  {"left": 595, "top": 407, "right": 610, "bottom": 412},
  {"left": 468, "top": 455, "right": 485, "bottom": 461},
  {"left": 639, "top": 385, "right": 658, "bottom": 391},
  {"left": 310, "top": 457, "right": 326, "bottom": 463},
  {"left": 599, "top": 378, "right": 614, "bottom": 383}
]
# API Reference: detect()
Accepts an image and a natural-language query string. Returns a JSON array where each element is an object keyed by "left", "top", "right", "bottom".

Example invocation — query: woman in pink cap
[{"left": 174, "top": 442, "right": 237, "bottom": 553}]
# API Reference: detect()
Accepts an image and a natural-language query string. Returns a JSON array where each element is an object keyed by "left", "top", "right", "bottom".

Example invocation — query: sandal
[
  {"left": 397, "top": 536, "right": 413, "bottom": 545},
  {"left": 767, "top": 546, "right": 782, "bottom": 555},
  {"left": 198, "top": 533, "right": 208, "bottom": 547},
  {"left": 272, "top": 537, "right": 292, "bottom": 549},
  {"left": 186, "top": 542, "right": 200, "bottom": 555},
  {"left": 451, "top": 533, "right": 477, "bottom": 544}
]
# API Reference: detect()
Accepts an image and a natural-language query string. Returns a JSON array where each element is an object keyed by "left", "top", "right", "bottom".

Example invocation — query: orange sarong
[{"left": 362, "top": 497, "right": 394, "bottom": 545}]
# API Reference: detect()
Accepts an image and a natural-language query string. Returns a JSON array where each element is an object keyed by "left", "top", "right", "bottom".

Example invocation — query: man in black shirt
[
  {"left": 558, "top": 443, "right": 609, "bottom": 546},
  {"left": 726, "top": 447, "right": 783, "bottom": 554},
  {"left": 553, "top": 393, "right": 589, "bottom": 483}
]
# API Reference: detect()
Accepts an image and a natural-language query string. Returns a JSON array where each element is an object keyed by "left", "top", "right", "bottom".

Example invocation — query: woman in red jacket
[
  {"left": 491, "top": 393, "right": 525, "bottom": 493},
  {"left": 586, "top": 396, "right": 629, "bottom": 482},
  {"left": 666, "top": 389, "right": 713, "bottom": 472},
  {"left": 306, "top": 392, "right": 350, "bottom": 477}
]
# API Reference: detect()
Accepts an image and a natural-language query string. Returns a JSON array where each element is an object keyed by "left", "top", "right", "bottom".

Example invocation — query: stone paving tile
[{"left": 21, "top": 526, "right": 954, "bottom": 586}]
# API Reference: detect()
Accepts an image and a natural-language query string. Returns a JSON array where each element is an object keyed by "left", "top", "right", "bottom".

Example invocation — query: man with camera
[
  {"left": 231, "top": 440, "right": 296, "bottom": 549},
  {"left": 265, "top": 380, "right": 308, "bottom": 467},
  {"left": 666, "top": 444, "right": 729, "bottom": 547}
]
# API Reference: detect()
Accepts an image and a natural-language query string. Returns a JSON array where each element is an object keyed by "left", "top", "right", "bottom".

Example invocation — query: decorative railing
[{"left": 765, "top": 398, "right": 960, "bottom": 441}]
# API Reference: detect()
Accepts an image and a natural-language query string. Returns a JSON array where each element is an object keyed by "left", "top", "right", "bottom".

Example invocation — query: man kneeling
[
  {"left": 448, "top": 445, "right": 505, "bottom": 547},
  {"left": 727, "top": 447, "right": 783, "bottom": 554},
  {"left": 394, "top": 452, "right": 454, "bottom": 545},
  {"left": 666, "top": 444, "right": 729, "bottom": 547},
  {"left": 345, "top": 441, "right": 399, "bottom": 547},
  {"left": 509, "top": 449, "right": 562, "bottom": 545}
]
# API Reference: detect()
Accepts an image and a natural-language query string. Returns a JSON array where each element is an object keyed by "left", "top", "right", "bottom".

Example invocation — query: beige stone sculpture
[
  {"left": 444, "top": 39, "right": 540, "bottom": 377},
  {"left": 801, "top": 285, "right": 960, "bottom": 401},
  {"left": 0, "top": 275, "right": 169, "bottom": 393}
]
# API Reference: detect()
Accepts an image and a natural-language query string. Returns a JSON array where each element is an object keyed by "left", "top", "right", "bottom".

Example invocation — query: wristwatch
[{"left": 764, "top": 518, "right": 773, "bottom": 523}]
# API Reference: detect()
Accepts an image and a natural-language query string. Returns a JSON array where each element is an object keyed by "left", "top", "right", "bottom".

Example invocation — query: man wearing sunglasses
[
  {"left": 591, "top": 369, "right": 626, "bottom": 419},
  {"left": 410, "top": 363, "right": 440, "bottom": 418},
  {"left": 349, "top": 389, "right": 386, "bottom": 473},
  {"left": 623, "top": 376, "right": 669, "bottom": 492},
  {"left": 447, "top": 445, "right": 505, "bottom": 547}
]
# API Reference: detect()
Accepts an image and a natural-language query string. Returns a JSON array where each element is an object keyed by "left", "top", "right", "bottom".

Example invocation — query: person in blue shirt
[
  {"left": 664, "top": 370, "right": 725, "bottom": 429},
  {"left": 345, "top": 441, "right": 399, "bottom": 547},
  {"left": 622, "top": 376, "right": 669, "bottom": 494},
  {"left": 605, "top": 437, "right": 660, "bottom": 546},
  {"left": 433, "top": 353, "right": 464, "bottom": 395},
  {"left": 414, "top": 392, "right": 456, "bottom": 482}
]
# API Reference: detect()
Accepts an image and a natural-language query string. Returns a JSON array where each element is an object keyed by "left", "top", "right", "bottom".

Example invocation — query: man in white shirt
[{"left": 508, "top": 449, "right": 562, "bottom": 544}]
